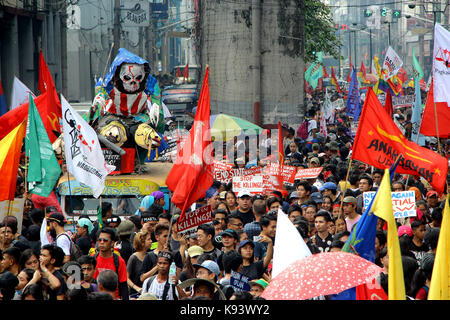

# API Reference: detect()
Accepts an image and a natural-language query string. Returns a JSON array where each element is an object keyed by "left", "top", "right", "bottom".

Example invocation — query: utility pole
[
  {"left": 113, "top": 0, "right": 121, "bottom": 57},
  {"left": 252, "top": 0, "right": 261, "bottom": 126}
]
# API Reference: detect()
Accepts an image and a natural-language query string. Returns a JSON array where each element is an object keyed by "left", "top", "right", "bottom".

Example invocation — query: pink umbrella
[{"left": 261, "top": 251, "right": 383, "bottom": 300}]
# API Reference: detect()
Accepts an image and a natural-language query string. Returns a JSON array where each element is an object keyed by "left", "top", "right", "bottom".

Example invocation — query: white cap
[{"left": 237, "top": 189, "right": 252, "bottom": 198}]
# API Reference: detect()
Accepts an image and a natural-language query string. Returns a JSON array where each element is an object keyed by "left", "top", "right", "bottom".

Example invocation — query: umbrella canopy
[
  {"left": 261, "top": 251, "right": 383, "bottom": 300},
  {"left": 210, "top": 114, "right": 263, "bottom": 141}
]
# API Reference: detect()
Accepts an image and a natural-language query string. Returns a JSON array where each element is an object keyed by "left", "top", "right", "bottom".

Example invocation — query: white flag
[
  {"left": 433, "top": 23, "right": 450, "bottom": 104},
  {"left": 272, "top": 208, "right": 312, "bottom": 279},
  {"left": 61, "top": 95, "right": 115, "bottom": 198},
  {"left": 11, "top": 76, "right": 36, "bottom": 110},
  {"left": 381, "top": 46, "right": 403, "bottom": 81}
]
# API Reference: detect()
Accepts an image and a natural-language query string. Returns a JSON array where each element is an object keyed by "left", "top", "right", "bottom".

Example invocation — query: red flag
[
  {"left": 361, "top": 61, "right": 367, "bottom": 78},
  {"left": 397, "top": 67, "right": 408, "bottom": 84},
  {"left": 322, "top": 65, "right": 329, "bottom": 78},
  {"left": 176, "top": 67, "right": 182, "bottom": 77},
  {"left": 0, "top": 120, "right": 26, "bottom": 201},
  {"left": 419, "top": 80, "right": 450, "bottom": 138},
  {"left": 183, "top": 63, "right": 189, "bottom": 82},
  {"left": 352, "top": 88, "right": 448, "bottom": 194},
  {"left": 165, "top": 67, "right": 213, "bottom": 218},
  {"left": 331, "top": 67, "right": 342, "bottom": 93},
  {"left": 0, "top": 52, "right": 61, "bottom": 143},
  {"left": 384, "top": 89, "right": 393, "bottom": 118},
  {"left": 38, "top": 51, "right": 54, "bottom": 94},
  {"left": 356, "top": 280, "right": 388, "bottom": 300},
  {"left": 347, "top": 62, "right": 353, "bottom": 83}
]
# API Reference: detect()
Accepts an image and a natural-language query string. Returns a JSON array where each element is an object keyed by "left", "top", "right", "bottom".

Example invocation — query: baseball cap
[
  {"left": 117, "top": 220, "right": 134, "bottom": 236},
  {"left": 426, "top": 190, "right": 438, "bottom": 198},
  {"left": 310, "top": 192, "right": 323, "bottom": 204},
  {"left": 289, "top": 191, "right": 299, "bottom": 200},
  {"left": 47, "top": 212, "right": 66, "bottom": 225},
  {"left": 319, "top": 182, "right": 337, "bottom": 191},
  {"left": 187, "top": 245, "right": 204, "bottom": 258},
  {"left": 310, "top": 157, "right": 320, "bottom": 164},
  {"left": 342, "top": 196, "right": 357, "bottom": 206},
  {"left": 205, "top": 187, "right": 218, "bottom": 199},
  {"left": 238, "top": 239, "right": 255, "bottom": 250},
  {"left": 220, "top": 228, "right": 239, "bottom": 240},
  {"left": 398, "top": 225, "right": 413, "bottom": 237},
  {"left": 237, "top": 189, "right": 252, "bottom": 198},
  {"left": 249, "top": 278, "right": 268, "bottom": 290},
  {"left": 193, "top": 260, "right": 220, "bottom": 278},
  {"left": 252, "top": 194, "right": 265, "bottom": 202}
]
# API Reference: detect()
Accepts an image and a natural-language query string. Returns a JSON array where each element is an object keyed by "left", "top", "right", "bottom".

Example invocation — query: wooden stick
[
  {"left": 338, "top": 157, "right": 353, "bottom": 221},
  {"left": 433, "top": 101, "right": 441, "bottom": 154}
]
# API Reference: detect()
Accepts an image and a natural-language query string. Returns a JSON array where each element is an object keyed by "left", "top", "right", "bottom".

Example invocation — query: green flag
[
  {"left": 305, "top": 52, "right": 324, "bottom": 90},
  {"left": 25, "top": 93, "right": 61, "bottom": 197},
  {"left": 412, "top": 48, "right": 424, "bottom": 82}
]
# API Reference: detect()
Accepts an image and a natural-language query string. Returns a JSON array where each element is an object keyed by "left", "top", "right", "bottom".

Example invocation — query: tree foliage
[{"left": 278, "top": 0, "right": 341, "bottom": 63}]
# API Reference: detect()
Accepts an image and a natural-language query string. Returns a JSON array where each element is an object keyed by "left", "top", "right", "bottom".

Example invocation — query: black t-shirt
[
  {"left": 409, "top": 241, "right": 428, "bottom": 262},
  {"left": 117, "top": 239, "right": 133, "bottom": 265},
  {"left": 241, "top": 260, "right": 264, "bottom": 280},
  {"left": 233, "top": 208, "right": 255, "bottom": 226},
  {"left": 307, "top": 233, "right": 334, "bottom": 253},
  {"left": 46, "top": 269, "right": 67, "bottom": 300},
  {"left": 75, "top": 235, "right": 93, "bottom": 256}
]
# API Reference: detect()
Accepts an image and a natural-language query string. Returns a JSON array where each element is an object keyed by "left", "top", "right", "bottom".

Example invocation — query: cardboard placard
[
  {"left": 294, "top": 167, "right": 324, "bottom": 180},
  {"left": 0, "top": 199, "right": 25, "bottom": 232},
  {"left": 232, "top": 175, "right": 264, "bottom": 195},
  {"left": 177, "top": 205, "right": 213, "bottom": 235},
  {"left": 363, "top": 191, "right": 416, "bottom": 219},
  {"left": 230, "top": 271, "right": 251, "bottom": 292}
]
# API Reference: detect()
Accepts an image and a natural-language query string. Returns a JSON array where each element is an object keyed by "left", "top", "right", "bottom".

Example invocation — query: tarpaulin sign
[
  {"left": 294, "top": 167, "right": 324, "bottom": 180},
  {"left": 177, "top": 205, "right": 213, "bottom": 235},
  {"left": 363, "top": 191, "right": 416, "bottom": 219},
  {"left": 264, "top": 163, "right": 297, "bottom": 185}
]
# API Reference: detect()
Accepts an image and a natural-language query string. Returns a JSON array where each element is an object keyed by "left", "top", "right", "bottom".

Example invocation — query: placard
[
  {"left": 215, "top": 166, "right": 263, "bottom": 184},
  {"left": 294, "top": 167, "right": 324, "bottom": 180},
  {"left": 177, "top": 205, "right": 213, "bottom": 235},
  {"left": 363, "top": 191, "right": 416, "bottom": 218},
  {"left": 264, "top": 163, "right": 297, "bottom": 185},
  {"left": 230, "top": 271, "right": 251, "bottom": 292},
  {"left": 232, "top": 175, "right": 264, "bottom": 195},
  {"left": 0, "top": 198, "right": 25, "bottom": 232}
]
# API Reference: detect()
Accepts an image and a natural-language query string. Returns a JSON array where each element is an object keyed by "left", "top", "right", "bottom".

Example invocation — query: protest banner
[
  {"left": 264, "top": 163, "right": 297, "bottom": 185},
  {"left": 363, "top": 191, "right": 416, "bottom": 218},
  {"left": 294, "top": 167, "right": 324, "bottom": 180},
  {"left": 177, "top": 205, "right": 213, "bottom": 235},
  {"left": 230, "top": 271, "right": 251, "bottom": 292},
  {"left": 233, "top": 175, "right": 264, "bottom": 195},
  {"left": 392, "top": 95, "right": 415, "bottom": 108},
  {"left": 215, "top": 166, "right": 263, "bottom": 184}
]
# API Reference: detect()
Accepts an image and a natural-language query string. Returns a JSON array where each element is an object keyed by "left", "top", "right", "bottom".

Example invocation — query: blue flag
[
  {"left": 0, "top": 80, "right": 8, "bottom": 116},
  {"left": 346, "top": 68, "right": 362, "bottom": 120},
  {"left": 332, "top": 159, "right": 400, "bottom": 300},
  {"left": 410, "top": 70, "right": 426, "bottom": 146}
]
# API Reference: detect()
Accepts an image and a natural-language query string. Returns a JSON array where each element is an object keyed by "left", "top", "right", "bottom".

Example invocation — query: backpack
[
  {"left": 144, "top": 275, "right": 178, "bottom": 300},
  {"left": 57, "top": 233, "right": 83, "bottom": 261},
  {"left": 297, "top": 119, "right": 309, "bottom": 140}
]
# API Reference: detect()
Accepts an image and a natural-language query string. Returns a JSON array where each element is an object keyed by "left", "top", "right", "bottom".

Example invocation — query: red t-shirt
[{"left": 93, "top": 254, "right": 128, "bottom": 298}]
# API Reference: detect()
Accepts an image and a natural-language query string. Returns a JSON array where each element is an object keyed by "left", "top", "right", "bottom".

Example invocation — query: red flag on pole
[
  {"left": 352, "top": 88, "right": 448, "bottom": 194},
  {"left": 419, "top": 79, "right": 450, "bottom": 138},
  {"left": 331, "top": 67, "right": 342, "bottom": 93},
  {"left": 183, "top": 63, "right": 189, "bottom": 83},
  {"left": 384, "top": 89, "right": 393, "bottom": 118},
  {"left": 165, "top": 67, "right": 213, "bottom": 218}
]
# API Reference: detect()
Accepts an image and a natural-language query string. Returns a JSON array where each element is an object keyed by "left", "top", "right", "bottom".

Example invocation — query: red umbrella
[{"left": 261, "top": 252, "right": 383, "bottom": 300}]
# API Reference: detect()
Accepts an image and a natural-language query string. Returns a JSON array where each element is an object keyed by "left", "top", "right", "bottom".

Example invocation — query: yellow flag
[
  {"left": 371, "top": 169, "right": 406, "bottom": 300},
  {"left": 428, "top": 194, "right": 450, "bottom": 300}
]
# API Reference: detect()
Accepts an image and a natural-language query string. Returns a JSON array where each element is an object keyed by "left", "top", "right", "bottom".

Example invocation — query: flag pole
[
  {"left": 338, "top": 156, "right": 353, "bottom": 221},
  {"left": 432, "top": 101, "right": 442, "bottom": 154}
]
